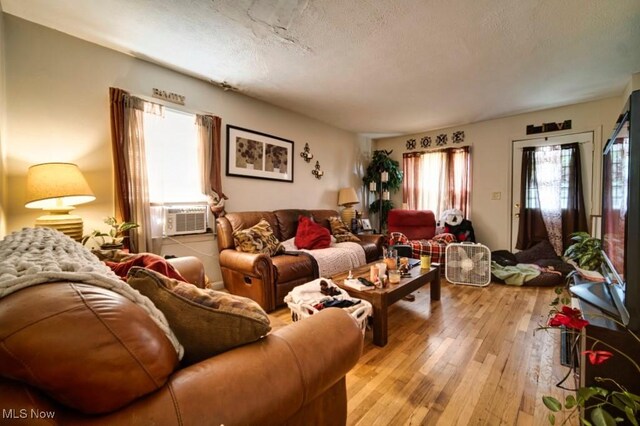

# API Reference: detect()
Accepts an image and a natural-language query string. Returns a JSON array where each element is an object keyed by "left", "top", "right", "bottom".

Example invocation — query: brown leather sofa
[
  {"left": 217, "top": 209, "right": 384, "bottom": 312},
  {"left": 0, "top": 256, "right": 363, "bottom": 425}
]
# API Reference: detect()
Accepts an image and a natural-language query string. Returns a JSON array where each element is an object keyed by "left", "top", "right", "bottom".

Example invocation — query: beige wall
[
  {"left": 374, "top": 96, "right": 623, "bottom": 251},
  {"left": 0, "top": 7, "right": 6, "bottom": 238},
  {"left": 3, "top": 15, "right": 362, "bottom": 283}
]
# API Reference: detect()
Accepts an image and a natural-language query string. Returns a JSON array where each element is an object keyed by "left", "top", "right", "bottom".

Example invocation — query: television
[{"left": 570, "top": 90, "right": 640, "bottom": 331}]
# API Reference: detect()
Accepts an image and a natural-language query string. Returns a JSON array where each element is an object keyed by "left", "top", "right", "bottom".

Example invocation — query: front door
[{"left": 510, "top": 132, "right": 594, "bottom": 252}]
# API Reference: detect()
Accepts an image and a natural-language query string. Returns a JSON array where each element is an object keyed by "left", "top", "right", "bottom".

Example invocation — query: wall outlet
[{"left": 491, "top": 191, "right": 502, "bottom": 200}]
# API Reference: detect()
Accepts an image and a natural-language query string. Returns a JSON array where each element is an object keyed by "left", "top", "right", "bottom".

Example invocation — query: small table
[{"left": 331, "top": 262, "right": 440, "bottom": 347}]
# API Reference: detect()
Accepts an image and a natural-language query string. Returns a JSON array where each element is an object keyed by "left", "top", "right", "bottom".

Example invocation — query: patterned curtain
[{"left": 516, "top": 143, "right": 588, "bottom": 253}]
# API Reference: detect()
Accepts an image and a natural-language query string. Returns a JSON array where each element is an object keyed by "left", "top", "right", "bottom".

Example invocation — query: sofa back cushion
[
  {"left": 387, "top": 209, "right": 437, "bottom": 240},
  {"left": 0, "top": 283, "right": 178, "bottom": 414},
  {"left": 274, "top": 209, "right": 313, "bottom": 241}
]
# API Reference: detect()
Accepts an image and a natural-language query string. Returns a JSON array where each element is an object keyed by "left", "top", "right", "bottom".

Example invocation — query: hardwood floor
[{"left": 271, "top": 280, "right": 577, "bottom": 425}]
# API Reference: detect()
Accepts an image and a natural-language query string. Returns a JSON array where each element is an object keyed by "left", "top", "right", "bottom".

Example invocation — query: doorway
[{"left": 510, "top": 132, "right": 594, "bottom": 252}]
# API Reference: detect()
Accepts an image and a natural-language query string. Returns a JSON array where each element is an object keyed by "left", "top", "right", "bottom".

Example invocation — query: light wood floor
[{"left": 271, "top": 280, "right": 576, "bottom": 426}]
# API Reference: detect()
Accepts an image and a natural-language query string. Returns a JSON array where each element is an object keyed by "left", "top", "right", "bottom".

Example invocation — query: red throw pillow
[
  {"left": 295, "top": 216, "right": 331, "bottom": 250},
  {"left": 106, "top": 254, "right": 187, "bottom": 282}
]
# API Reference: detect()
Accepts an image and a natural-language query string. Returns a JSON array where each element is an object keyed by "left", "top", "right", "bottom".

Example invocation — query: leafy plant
[
  {"left": 564, "top": 232, "right": 604, "bottom": 271},
  {"left": 82, "top": 217, "right": 139, "bottom": 248},
  {"left": 362, "top": 150, "right": 403, "bottom": 230},
  {"left": 539, "top": 287, "right": 640, "bottom": 426}
]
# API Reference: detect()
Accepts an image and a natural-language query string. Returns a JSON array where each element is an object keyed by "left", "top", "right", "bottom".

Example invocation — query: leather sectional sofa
[
  {"left": 217, "top": 209, "right": 384, "bottom": 312},
  {"left": 0, "top": 256, "right": 363, "bottom": 425}
]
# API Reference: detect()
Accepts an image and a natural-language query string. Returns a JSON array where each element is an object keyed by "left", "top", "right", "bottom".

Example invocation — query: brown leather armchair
[
  {"left": 217, "top": 209, "right": 384, "bottom": 312},
  {"left": 0, "top": 257, "right": 363, "bottom": 425}
]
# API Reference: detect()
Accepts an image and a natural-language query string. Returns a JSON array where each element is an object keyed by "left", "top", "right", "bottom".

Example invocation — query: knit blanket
[
  {"left": 0, "top": 227, "right": 183, "bottom": 358},
  {"left": 281, "top": 239, "right": 366, "bottom": 278}
]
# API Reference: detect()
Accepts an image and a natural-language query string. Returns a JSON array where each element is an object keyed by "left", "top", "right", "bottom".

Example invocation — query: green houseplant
[
  {"left": 362, "top": 150, "right": 403, "bottom": 231},
  {"left": 564, "top": 232, "right": 604, "bottom": 271},
  {"left": 82, "top": 217, "right": 139, "bottom": 249}
]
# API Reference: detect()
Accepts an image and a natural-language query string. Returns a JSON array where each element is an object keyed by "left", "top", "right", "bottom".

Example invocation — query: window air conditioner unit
[{"left": 163, "top": 205, "right": 208, "bottom": 236}]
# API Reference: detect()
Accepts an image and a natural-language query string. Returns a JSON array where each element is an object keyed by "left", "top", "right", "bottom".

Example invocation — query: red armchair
[{"left": 387, "top": 209, "right": 456, "bottom": 265}]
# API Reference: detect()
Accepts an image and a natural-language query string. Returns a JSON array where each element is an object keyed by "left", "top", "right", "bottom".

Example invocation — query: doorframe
[{"left": 508, "top": 128, "right": 603, "bottom": 252}]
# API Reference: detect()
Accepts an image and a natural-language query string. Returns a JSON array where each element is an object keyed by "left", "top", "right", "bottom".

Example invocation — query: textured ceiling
[{"left": 3, "top": 0, "right": 640, "bottom": 134}]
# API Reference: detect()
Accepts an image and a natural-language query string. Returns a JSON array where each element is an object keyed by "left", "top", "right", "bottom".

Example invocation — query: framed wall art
[{"left": 226, "top": 125, "right": 294, "bottom": 182}]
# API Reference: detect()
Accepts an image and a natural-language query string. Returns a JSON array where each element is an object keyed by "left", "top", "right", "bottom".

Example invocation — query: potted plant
[
  {"left": 82, "top": 217, "right": 139, "bottom": 249},
  {"left": 563, "top": 232, "right": 604, "bottom": 271},
  {"left": 362, "top": 150, "right": 403, "bottom": 231}
]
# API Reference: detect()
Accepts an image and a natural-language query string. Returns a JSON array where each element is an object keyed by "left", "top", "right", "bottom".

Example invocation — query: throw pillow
[
  {"left": 127, "top": 267, "right": 271, "bottom": 365},
  {"left": 388, "top": 232, "right": 409, "bottom": 246},
  {"left": 295, "top": 215, "right": 331, "bottom": 250},
  {"left": 233, "top": 219, "right": 285, "bottom": 256},
  {"left": 105, "top": 253, "right": 187, "bottom": 282},
  {"left": 328, "top": 216, "right": 361, "bottom": 243}
]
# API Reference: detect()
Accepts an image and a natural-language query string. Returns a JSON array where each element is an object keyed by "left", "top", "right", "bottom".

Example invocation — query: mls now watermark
[{"left": 2, "top": 408, "right": 56, "bottom": 420}]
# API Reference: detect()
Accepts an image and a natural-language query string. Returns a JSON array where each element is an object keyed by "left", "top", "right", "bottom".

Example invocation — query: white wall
[
  {"left": 0, "top": 7, "right": 6, "bottom": 238},
  {"left": 374, "top": 96, "right": 623, "bottom": 251},
  {"left": 3, "top": 15, "right": 362, "bottom": 283}
]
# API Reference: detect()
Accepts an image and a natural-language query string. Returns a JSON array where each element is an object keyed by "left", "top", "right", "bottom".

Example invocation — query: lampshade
[
  {"left": 337, "top": 187, "right": 359, "bottom": 206},
  {"left": 25, "top": 163, "right": 95, "bottom": 210},
  {"left": 25, "top": 163, "right": 95, "bottom": 241}
]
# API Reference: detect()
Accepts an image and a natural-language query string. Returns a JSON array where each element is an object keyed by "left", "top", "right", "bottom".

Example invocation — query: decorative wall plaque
[
  {"left": 526, "top": 120, "right": 572, "bottom": 135},
  {"left": 420, "top": 136, "right": 432, "bottom": 148},
  {"left": 406, "top": 138, "right": 416, "bottom": 150},
  {"left": 436, "top": 134, "right": 448, "bottom": 146},
  {"left": 452, "top": 131, "right": 465, "bottom": 144}
]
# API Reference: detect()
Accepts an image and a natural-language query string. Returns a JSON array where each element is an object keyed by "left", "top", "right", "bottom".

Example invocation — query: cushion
[
  {"left": 127, "top": 267, "right": 271, "bottom": 365},
  {"left": 105, "top": 253, "right": 187, "bottom": 281},
  {"left": 514, "top": 239, "right": 560, "bottom": 264},
  {"left": 328, "top": 217, "right": 360, "bottom": 243},
  {"left": 388, "top": 231, "right": 409, "bottom": 246},
  {"left": 295, "top": 215, "right": 331, "bottom": 250},
  {"left": 233, "top": 219, "right": 285, "bottom": 256},
  {"left": 0, "top": 283, "right": 179, "bottom": 414}
]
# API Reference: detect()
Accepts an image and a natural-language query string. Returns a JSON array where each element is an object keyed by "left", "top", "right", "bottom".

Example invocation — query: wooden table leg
[
  {"left": 431, "top": 269, "right": 441, "bottom": 301},
  {"left": 371, "top": 297, "right": 388, "bottom": 347}
]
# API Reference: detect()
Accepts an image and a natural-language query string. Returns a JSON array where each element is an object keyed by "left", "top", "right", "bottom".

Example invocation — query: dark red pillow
[
  {"left": 106, "top": 254, "right": 187, "bottom": 282},
  {"left": 295, "top": 215, "right": 331, "bottom": 250}
]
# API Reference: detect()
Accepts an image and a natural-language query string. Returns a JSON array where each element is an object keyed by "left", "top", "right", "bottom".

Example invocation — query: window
[
  {"left": 143, "top": 108, "right": 207, "bottom": 204},
  {"left": 402, "top": 146, "right": 470, "bottom": 218}
]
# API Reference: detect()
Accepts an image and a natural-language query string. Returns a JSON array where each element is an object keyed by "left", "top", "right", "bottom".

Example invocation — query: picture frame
[
  {"left": 226, "top": 125, "right": 294, "bottom": 182},
  {"left": 361, "top": 218, "right": 372, "bottom": 231}
]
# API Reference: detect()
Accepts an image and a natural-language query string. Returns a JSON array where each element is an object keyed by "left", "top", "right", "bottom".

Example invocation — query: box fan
[{"left": 445, "top": 242, "right": 491, "bottom": 287}]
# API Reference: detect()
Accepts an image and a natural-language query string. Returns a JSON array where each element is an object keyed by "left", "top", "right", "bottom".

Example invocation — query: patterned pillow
[
  {"left": 127, "top": 267, "right": 271, "bottom": 365},
  {"left": 388, "top": 232, "right": 409, "bottom": 246},
  {"left": 233, "top": 219, "right": 284, "bottom": 256},
  {"left": 328, "top": 216, "right": 361, "bottom": 243}
]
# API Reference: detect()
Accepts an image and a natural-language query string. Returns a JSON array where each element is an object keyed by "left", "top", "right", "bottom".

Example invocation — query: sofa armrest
[
  {"left": 166, "top": 308, "right": 363, "bottom": 425},
  {"left": 166, "top": 256, "right": 206, "bottom": 288},
  {"left": 358, "top": 233, "right": 385, "bottom": 257},
  {"left": 218, "top": 249, "right": 273, "bottom": 277}
]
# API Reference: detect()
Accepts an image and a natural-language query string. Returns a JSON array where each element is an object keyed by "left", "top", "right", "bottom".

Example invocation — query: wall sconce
[
  {"left": 300, "top": 143, "right": 314, "bottom": 162},
  {"left": 312, "top": 161, "right": 324, "bottom": 179},
  {"left": 24, "top": 162, "right": 96, "bottom": 241}
]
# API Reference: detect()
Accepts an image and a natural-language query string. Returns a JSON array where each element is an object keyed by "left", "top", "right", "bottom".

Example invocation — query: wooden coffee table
[{"left": 331, "top": 262, "right": 440, "bottom": 347}]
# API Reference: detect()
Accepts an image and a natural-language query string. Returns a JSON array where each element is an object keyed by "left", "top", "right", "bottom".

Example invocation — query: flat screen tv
[{"left": 571, "top": 90, "right": 640, "bottom": 331}]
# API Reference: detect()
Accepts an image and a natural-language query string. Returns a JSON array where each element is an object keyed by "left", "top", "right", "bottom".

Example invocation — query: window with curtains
[
  {"left": 516, "top": 143, "right": 588, "bottom": 254},
  {"left": 402, "top": 146, "right": 471, "bottom": 218},
  {"left": 142, "top": 108, "right": 207, "bottom": 204}
]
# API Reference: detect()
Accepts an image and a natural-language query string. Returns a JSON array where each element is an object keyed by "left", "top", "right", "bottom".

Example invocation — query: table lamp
[
  {"left": 338, "top": 187, "right": 359, "bottom": 226},
  {"left": 25, "top": 163, "right": 96, "bottom": 241}
]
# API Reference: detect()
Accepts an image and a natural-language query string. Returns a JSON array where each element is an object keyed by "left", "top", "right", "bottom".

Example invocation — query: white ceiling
[{"left": 3, "top": 0, "right": 640, "bottom": 135}]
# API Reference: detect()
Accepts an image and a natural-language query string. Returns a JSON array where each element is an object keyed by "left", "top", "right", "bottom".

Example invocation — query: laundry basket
[{"left": 284, "top": 278, "right": 372, "bottom": 334}]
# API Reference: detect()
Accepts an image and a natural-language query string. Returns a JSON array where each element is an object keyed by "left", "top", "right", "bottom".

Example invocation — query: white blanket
[
  {"left": 0, "top": 227, "right": 183, "bottom": 358},
  {"left": 281, "top": 238, "right": 367, "bottom": 278}
]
